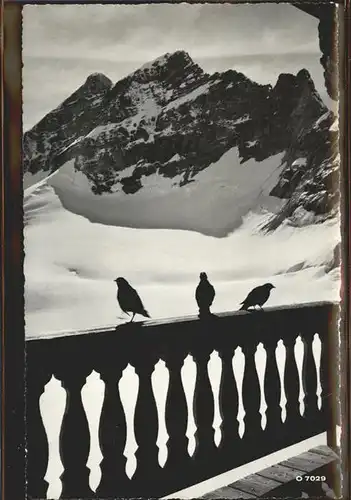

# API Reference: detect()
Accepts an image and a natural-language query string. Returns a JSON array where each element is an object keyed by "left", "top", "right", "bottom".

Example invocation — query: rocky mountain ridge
[{"left": 23, "top": 50, "right": 339, "bottom": 229}]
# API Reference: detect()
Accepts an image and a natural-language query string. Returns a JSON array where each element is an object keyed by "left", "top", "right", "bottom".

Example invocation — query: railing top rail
[{"left": 26, "top": 300, "right": 339, "bottom": 342}]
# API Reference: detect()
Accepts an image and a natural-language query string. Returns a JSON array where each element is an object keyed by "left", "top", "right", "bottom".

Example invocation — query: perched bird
[
  {"left": 196, "top": 272, "right": 216, "bottom": 317},
  {"left": 239, "top": 283, "right": 275, "bottom": 311},
  {"left": 114, "top": 277, "right": 150, "bottom": 322}
]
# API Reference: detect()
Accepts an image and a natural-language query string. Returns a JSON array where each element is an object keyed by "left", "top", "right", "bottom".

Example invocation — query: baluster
[
  {"left": 58, "top": 370, "right": 94, "bottom": 498},
  {"left": 319, "top": 330, "right": 330, "bottom": 417},
  {"left": 241, "top": 342, "right": 262, "bottom": 442},
  {"left": 192, "top": 348, "right": 217, "bottom": 462},
  {"left": 319, "top": 325, "right": 338, "bottom": 451},
  {"left": 263, "top": 337, "right": 282, "bottom": 435},
  {"left": 301, "top": 331, "right": 319, "bottom": 420},
  {"left": 217, "top": 346, "right": 240, "bottom": 455},
  {"left": 283, "top": 335, "right": 301, "bottom": 426},
  {"left": 26, "top": 360, "right": 51, "bottom": 499},
  {"left": 163, "top": 348, "right": 190, "bottom": 476},
  {"left": 96, "top": 362, "right": 130, "bottom": 497},
  {"left": 132, "top": 355, "right": 161, "bottom": 494}
]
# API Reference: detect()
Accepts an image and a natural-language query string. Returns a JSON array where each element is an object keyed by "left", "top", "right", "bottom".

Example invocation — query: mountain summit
[{"left": 23, "top": 51, "right": 338, "bottom": 233}]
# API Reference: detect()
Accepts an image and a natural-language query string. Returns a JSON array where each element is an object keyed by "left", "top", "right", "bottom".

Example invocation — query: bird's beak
[{"left": 272, "top": 285, "right": 276, "bottom": 288}]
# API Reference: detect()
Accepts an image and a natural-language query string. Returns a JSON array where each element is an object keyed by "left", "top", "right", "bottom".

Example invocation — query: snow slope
[{"left": 42, "top": 148, "right": 286, "bottom": 236}]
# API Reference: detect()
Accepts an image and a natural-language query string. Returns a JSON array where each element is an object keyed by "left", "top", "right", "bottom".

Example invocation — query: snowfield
[{"left": 24, "top": 188, "right": 340, "bottom": 338}]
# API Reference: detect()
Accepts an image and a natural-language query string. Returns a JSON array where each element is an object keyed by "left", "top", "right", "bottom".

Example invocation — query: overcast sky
[{"left": 23, "top": 3, "right": 332, "bottom": 131}]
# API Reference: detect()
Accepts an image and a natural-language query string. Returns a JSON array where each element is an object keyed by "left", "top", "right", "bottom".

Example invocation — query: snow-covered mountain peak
[
  {"left": 24, "top": 54, "right": 338, "bottom": 232},
  {"left": 135, "top": 50, "right": 202, "bottom": 82},
  {"left": 103, "top": 50, "right": 207, "bottom": 123}
]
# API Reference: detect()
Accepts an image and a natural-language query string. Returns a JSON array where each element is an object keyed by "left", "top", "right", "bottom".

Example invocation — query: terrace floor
[{"left": 199, "top": 445, "right": 339, "bottom": 499}]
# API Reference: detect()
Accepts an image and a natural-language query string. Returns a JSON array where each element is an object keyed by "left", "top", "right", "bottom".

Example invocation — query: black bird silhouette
[
  {"left": 196, "top": 272, "right": 215, "bottom": 317},
  {"left": 239, "top": 283, "right": 275, "bottom": 311},
  {"left": 114, "top": 277, "right": 150, "bottom": 322}
]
